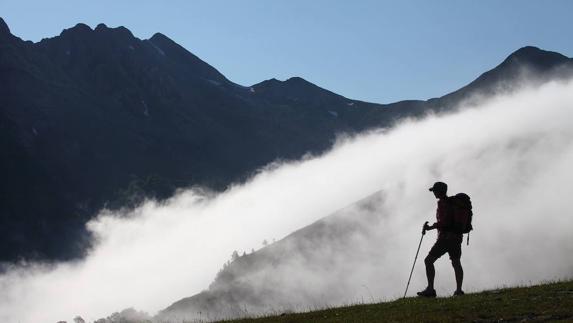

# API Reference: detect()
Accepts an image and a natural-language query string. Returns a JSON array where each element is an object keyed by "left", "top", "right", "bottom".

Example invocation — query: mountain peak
[
  {"left": 285, "top": 76, "right": 311, "bottom": 84},
  {"left": 60, "top": 22, "right": 136, "bottom": 41},
  {"left": 511, "top": 46, "right": 542, "bottom": 56},
  {"left": 255, "top": 76, "right": 312, "bottom": 87},
  {"left": 68, "top": 23, "right": 93, "bottom": 33},
  {"left": 150, "top": 32, "right": 170, "bottom": 42},
  {"left": 148, "top": 33, "right": 180, "bottom": 53},
  {"left": 95, "top": 23, "right": 108, "bottom": 31},
  {"left": 251, "top": 76, "right": 349, "bottom": 105},
  {"left": 94, "top": 23, "right": 135, "bottom": 40},
  {"left": 146, "top": 32, "right": 229, "bottom": 83},
  {"left": 59, "top": 23, "right": 93, "bottom": 39},
  {"left": 434, "top": 45, "right": 573, "bottom": 106},
  {"left": 503, "top": 46, "right": 570, "bottom": 68},
  {"left": 0, "top": 17, "right": 10, "bottom": 35}
]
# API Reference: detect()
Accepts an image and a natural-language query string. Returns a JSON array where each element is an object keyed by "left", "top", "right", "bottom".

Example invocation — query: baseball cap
[{"left": 429, "top": 181, "right": 447, "bottom": 193}]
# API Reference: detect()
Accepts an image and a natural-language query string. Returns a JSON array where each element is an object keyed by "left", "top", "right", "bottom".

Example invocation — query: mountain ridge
[{"left": 1, "top": 17, "right": 572, "bottom": 262}]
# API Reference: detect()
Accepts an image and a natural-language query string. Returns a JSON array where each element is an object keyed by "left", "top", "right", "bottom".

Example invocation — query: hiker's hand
[
  {"left": 422, "top": 221, "right": 430, "bottom": 234},
  {"left": 423, "top": 222, "right": 435, "bottom": 233}
]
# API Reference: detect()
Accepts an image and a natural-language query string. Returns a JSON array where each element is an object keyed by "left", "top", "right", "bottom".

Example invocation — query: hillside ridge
[{"left": 225, "top": 280, "right": 573, "bottom": 323}]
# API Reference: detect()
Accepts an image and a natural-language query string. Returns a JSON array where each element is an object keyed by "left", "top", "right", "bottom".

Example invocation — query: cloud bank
[{"left": 1, "top": 79, "right": 573, "bottom": 322}]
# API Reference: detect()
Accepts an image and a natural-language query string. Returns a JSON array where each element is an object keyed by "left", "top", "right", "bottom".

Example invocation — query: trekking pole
[{"left": 403, "top": 221, "right": 428, "bottom": 298}]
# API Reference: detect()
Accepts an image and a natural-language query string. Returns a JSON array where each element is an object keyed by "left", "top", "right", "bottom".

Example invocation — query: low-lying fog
[{"left": 1, "top": 79, "right": 573, "bottom": 323}]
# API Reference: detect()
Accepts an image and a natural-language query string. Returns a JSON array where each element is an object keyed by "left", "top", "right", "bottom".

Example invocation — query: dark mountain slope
[
  {"left": 1, "top": 19, "right": 390, "bottom": 261},
  {"left": 1, "top": 17, "right": 572, "bottom": 262}
]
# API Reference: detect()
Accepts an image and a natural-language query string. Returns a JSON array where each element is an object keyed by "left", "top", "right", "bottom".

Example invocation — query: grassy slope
[{"left": 224, "top": 281, "right": 573, "bottom": 322}]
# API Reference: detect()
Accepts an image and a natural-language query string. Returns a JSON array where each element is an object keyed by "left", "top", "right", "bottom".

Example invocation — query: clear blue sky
[{"left": 1, "top": 1, "right": 572, "bottom": 103}]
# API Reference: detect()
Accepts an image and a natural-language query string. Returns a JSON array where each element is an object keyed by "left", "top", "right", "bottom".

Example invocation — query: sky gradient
[{"left": 1, "top": 0, "right": 572, "bottom": 103}]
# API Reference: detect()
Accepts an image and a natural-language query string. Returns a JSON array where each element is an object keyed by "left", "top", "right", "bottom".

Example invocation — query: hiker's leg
[
  {"left": 425, "top": 239, "right": 446, "bottom": 290},
  {"left": 424, "top": 254, "right": 438, "bottom": 289},
  {"left": 451, "top": 258, "right": 463, "bottom": 291},
  {"left": 449, "top": 239, "right": 463, "bottom": 292}
]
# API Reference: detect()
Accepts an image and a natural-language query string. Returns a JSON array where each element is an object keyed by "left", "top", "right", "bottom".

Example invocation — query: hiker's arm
[{"left": 425, "top": 222, "right": 438, "bottom": 231}]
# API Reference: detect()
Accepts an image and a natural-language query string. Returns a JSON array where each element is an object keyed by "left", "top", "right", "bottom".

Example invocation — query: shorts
[{"left": 428, "top": 234, "right": 463, "bottom": 260}]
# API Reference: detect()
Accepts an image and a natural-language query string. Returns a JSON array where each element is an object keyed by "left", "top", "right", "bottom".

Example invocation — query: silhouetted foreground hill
[
  {"left": 1, "top": 16, "right": 573, "bottom": 261},
  {"left": 226, "top": 281, "right": 573, "bottom": 323}
]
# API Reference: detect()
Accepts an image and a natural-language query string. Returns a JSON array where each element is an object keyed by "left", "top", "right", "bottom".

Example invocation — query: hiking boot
[
  {"left": 453, "top": 290, "right": 465, "bottom": 296},
  {"left": 417, "top": 288, "right": 436, "bottom": 298}
]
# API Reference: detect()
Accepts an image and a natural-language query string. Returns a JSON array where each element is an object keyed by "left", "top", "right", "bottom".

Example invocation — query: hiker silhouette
[{"left": 417, "top": 181, "right": 465, "bottom": 297}]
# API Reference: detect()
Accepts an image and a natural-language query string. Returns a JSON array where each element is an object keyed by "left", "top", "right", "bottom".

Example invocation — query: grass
[{"left": 222, "top": 280, "right": 573, "bottom": 322}]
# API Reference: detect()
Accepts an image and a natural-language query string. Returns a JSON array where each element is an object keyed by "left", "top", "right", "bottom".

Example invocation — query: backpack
[{"left": 449, "top": 193, "right": 473, "bottom": 235}]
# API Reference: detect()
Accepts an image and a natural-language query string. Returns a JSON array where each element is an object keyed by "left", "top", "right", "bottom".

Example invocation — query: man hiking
[{"left": 417, "top": 181, "right": 465, "bottom": 297}]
